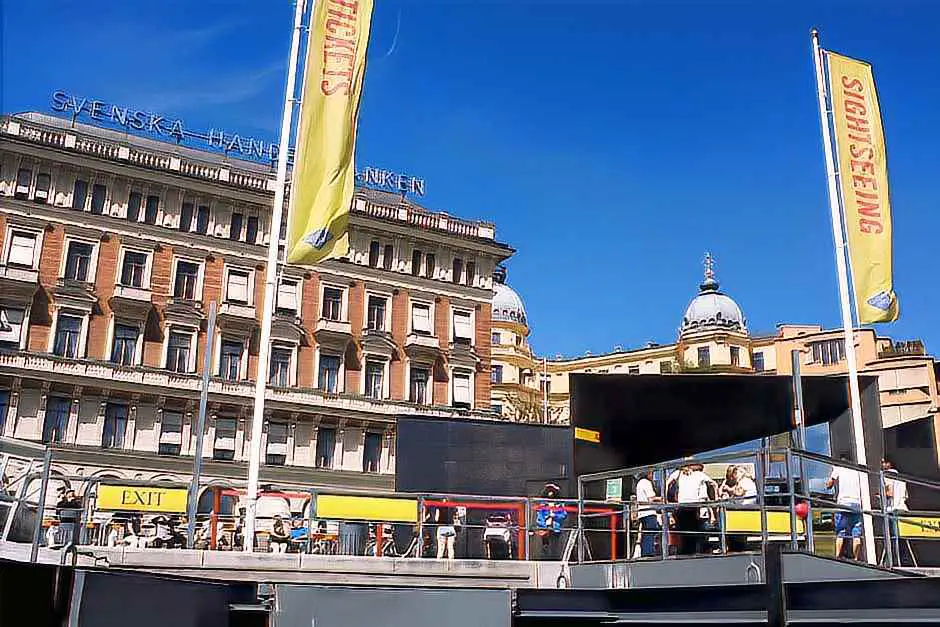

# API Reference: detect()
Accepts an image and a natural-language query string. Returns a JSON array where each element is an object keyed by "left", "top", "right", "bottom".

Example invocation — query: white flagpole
[
  {"left": 542, "top": 358, "right": 548, "bottom": 423},
  {"left": 811, "top": 29, "right": 876, "bottom": 564},
  {"left": 244, "top": 0, "right": 308, "bottom": 553}
]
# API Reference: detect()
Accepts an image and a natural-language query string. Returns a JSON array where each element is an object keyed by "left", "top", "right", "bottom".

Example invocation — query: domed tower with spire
[
  {"left": 489, "top": 266, "right": 543, "bottom": 421},
  {"left": 677, "top": 253, "right": 752, "bottom": 370}
]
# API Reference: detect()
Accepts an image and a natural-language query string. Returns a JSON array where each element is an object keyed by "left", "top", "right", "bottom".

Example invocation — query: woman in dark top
[{"left": 435, "top": 501, "right": 457, "bottom": 559}]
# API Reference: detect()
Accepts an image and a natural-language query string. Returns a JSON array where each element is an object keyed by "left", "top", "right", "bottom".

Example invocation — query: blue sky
[{"left": 3, "top": 0, "right": 938, "bottom": 358}]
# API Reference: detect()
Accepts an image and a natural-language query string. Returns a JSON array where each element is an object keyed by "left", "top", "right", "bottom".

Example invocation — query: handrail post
[
  {"left": 878, "top": 469, "right": 893, "bottom": 568},
  {"left": 577, "top": 479, "right": 585, "bottom": 563},
  {"left": 30, "top": 447, "right": 53, "bottom": 563},
  {"left": 659, "top": 471, "right": 668, "bottom": 560},
  {"left": 524, "top": 497, "right": 530, "bottom": 561},
  {"left": 719, "top": 500, "right": 727, "bottom": 555},
  {"left": 757, "top": 448, "right": 769, "bottom": 551},
  {"left": 416, "top": 495, "right": 424, "bottom": 559},
  {"left": 786, "top": 448, "right": 798, "bottom": 550},
  {"left": 306, "top": 488, "right": 315, "bottom": 555}
]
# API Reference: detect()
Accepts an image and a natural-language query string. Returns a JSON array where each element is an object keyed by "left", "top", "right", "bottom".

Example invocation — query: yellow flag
[
  {"left": 287, "top": 0, "right": 374, "bottom": 265},
  {"left": 826, "top": 51, "right": 899, "bottom": 323}
]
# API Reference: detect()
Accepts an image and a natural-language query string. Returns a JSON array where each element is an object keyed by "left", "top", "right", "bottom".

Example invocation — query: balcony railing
[
  {"left": 0, "top": 350, "right": 493, "bottom": 420},
  {"left": 0, "top": 265, "right": 39, "bottom": 284},
  {"left": 878, "top": 341, "right": 927, "bottom": 359}
]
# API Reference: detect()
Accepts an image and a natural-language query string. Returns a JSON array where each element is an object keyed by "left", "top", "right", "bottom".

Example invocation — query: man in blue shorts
[{"left": 826, "top": 454, "right": 863, "bottom": 561}]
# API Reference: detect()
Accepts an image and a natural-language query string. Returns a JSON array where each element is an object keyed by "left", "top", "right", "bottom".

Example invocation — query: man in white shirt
[
  {"left": 883, "top": 459, "right": 909, "bottom": 565},
  {"left": 634, "top": 470, "right": 661, "bottom": 557},
  {"left": 674, "top": 465, "right": 714, "bottom": 555},
  {"left": 826, "top": 455, "right": 864, "bottom": 561}
]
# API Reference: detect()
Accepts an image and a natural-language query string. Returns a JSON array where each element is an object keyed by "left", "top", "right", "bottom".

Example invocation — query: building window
[
  {"left": 0, "top": 307, "right": 26, "bottom": 349},
  {"left": 411, "top": 303, "right": 431, "bottom": 335},
  {"left": 369, "top": 240, "right": 380, "bottom": 267},
  {"left": 159, "top": 411, "right": 183, "bottom": 456},
  {"left": 452, "top": 371, "right": 472, "bottom": 409},
  {"left": 120, "top": 251, "right": 148, "bottom": 287},
  {"left": 127, "top": 192, "right": 142, "bottom": 221},
  {"left": 245, "top": 216, "right": 259, "bottom": 244},
  {"left": 491, "top": 403, "right": 503, "bottom": 416},
  {"left": 213, "top": 418, "right": 236, "bottom": 461},
  {"left": 42, "top": 397, "right": 70, "bottom": 444},
  {"left": 143, "top": 195, "right": 160, "bottom": 225},
  {"left": 730, "top": 346, "right": 740, "bottom": 367},
  {"left": 366, "top": 295, "right": 386, "bottom": 331},
  {"left": 220, "top": 340, "right": 243, "bottom": 381},
  {"left": 321, "top": 287, "right": 343, "bottom": 321},
  {"left": 0, "top": 390, "right": 7, "bottom": 434},
  {"left": 175, "top": 202, "right": 192, "bottom": 232},
  {"left": 111, "top": 323, "right": 139, "bottom": 366},
  {"left": 14, "top": 168, "right": 32, "bottom": 199},
  {"left": 753, "top": 352, "right": 765, "bottom": 372},
  {"left": 660, "top": 361, "right": 674, "bottom": 374},
  {"left": 410, "top": 367, "right": 429, "bottom": 404},
  {"left": 697, "top": 346, "right": 711, "bottom": 368},
  {"left": 229, "top": 212, "right": 243, "bottom": 240},
  {"left": 7, "top": 230, "right": 38, "bottom": 268},
  {"left": 34, "top": 173, "right": 51, "bottom": 203},
  {"left": 465, "top": 261, "right": 475, "bottom": 287},
  {"left": 266, "top": 422, "right": 288, "bottom": 466},
  {"left": 491, "top": 332, "right": 501, "bottom": 345},
  {"left": 225, "top": 269, "right": 250, "bottom": 304},
  {"left": 269, "top": 346, "right": 292, "bottom": 387},
  {"left": 53, "top": 313, "right": 83, "bottom": 358},
  {"left": 64, "top": 241, "right": 94, "bottom": 282},
  {"left": 540, "top": 377, "right": 551, "bottom": 396},
  {"left": 318, "top": 354, "right": 340, "bottom": 393},
  {"left": 809, "top": 339, "right": 845, "bottom": 365},
  {"left": 452, "top": 258, "right": 463, "bottom": 284},
  {"left": 166, "top": 330, "right": 192, "bottom": 373},
  {"left": 628, "top": 365, "right": 640, "bottom": 375},
  {"left": 364, "top": 360, "right": 384, "bottom": 399},
  {"left": 71, "top": 179, "right": 88, "bottom": 210},
  {"left": 491, "top": 364, "right": 503, "bottom": 384},
  {"left": 173, "top": 260, "right": 200, "bottom": 300},
  {"left": 363, "top": 432, "right": 382, "bottom": 473},
  {"left": 314, "top": 426, "right": 336, "bottom": 469},
  {"left": 411, "top": 249, "right": 422, "bottom": 276},
  {"left": 424, "top": 253, "right": 436, "bottom": 279},
  {"left": 90, "top": 184, "right": 107, "bottom": 215},
  {"left": 382, "top": 244, "right": 393, "bottom": 270},
  {"left": 194, "top": 205, "right": 210, "bottom": 234},
  {"left": 276, "top": 279, "right": 299, "bottom": 315},
  {"left": 452, "top": 311, "right": 472, "bottom": 345},
  {"left": 102, "top": 403, "right": 128, "bottom": 449}
]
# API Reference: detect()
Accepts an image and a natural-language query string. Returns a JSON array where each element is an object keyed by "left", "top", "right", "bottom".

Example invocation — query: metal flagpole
[
  {"left": 244, "top": 0, "right": 308, "bottom": 553},
  {"left": 542, "top": 358, "right": 548, "bottom": 423},
  {"left": 187, "top": 300, "right": 217, "bottom": 548},
  {"left": 811, "top": 29, "right": 876, "bottom": 564}
]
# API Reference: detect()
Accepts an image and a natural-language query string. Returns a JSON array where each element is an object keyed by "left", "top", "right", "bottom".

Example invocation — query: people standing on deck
[
  {"left": 882, "top": 458, "right": 909, "bottom": 565},
  {"left": 536, "top": 483, "right": 568, "bottom": 559},
  {"left": 827, "top": 454, "right": 864, "bottom": 561},
  {"left": 635, "top": 469, "right": 662, "bottom": 557},
  {"left": 435, "top": 499, "right": 458, "bottom": 559}
]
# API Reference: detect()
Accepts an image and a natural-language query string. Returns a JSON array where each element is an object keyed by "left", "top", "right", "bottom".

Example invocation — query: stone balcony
[
  {"left": 405, "top": 333, "right": 444, "bottom": 365},
  {"left": 0, "top": 350, "right": 495, "bottom": 422},
  {"left": 315, "top": 318, "right": 353, "bottom": 353},
  {"left": 217, "top": 301, "right": 258, "bottom": 335},
  {"left": 109, "top": 284, "right": 154, "bottom": 318},
  {"left": 0, "top": 265, "right": 40, "bottom": 304},
  {"left": 361, "top": 328, "right": 397, "bottom": 360},
  {"left": 449, "top": 340, "right": 480, "bottom": 369}
]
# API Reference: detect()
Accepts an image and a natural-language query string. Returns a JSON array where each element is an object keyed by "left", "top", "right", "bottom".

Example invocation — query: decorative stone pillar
[
  {"left": 181, "top": 408, "right": 194, "bottom": 457},
  {"left": 286, "top": 414, "right": 298, "bottom": 466},
  {"left": 66, "top": 386, "right": 83, "bottom": 445},
  {"left": 336, "top": 419, "right": 347, "bottom": 469},
  {"left": 35, "top": 383, "right": 51, "bottom": 442},
  {"left": 206, "top": 414, "right": 218, "bottom": 459},
  {"left": 382, "top": 430, "right": 395, "bottom": 473},
  {"left": 126, "top": 395, "right": 139, "bottom": 450},
  {"left": 96, "top": 396, "right": 109, "bottom": 447},
  {"left": 3, "top": 384, "right": 20, "bottom": 438}
]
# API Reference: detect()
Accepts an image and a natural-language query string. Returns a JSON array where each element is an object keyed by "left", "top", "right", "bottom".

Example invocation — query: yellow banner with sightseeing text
[
  {"left": 826, "top": 51, "right": 899, "bottom": 323},
  {"left": 96, "top": 485, "right": 188, "bottom": 513},
  {"left": 575, "top": 427, "right": 601, "bottom": 444},
  {"left": 898, "top": 516, "right": 940, "bottom": 539},
  {"left": 287, "top": 0, "right": 374, "bottom": 265},
  {"left": 315, "top": 495, "right": 417, "bottom": 523}
]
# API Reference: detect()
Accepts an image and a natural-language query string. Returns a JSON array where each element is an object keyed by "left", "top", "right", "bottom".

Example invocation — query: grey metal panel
[
  {"left": 274, "top": 585, "right": 511, "bottom": 627},
  {"left": 782, "top": 552, "right": 906, "bottom": 582}
]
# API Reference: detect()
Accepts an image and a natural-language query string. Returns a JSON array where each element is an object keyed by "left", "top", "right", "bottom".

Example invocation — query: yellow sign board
[
  {"left": 575, "top": 427, "right": 601, "bottom": 444},
  {"left": 96, "top": 485, "right": 188, "bottom": 513},
  {"left": 315, "top": 495, "right": 417, "bottom": 523},
  {"left": 898, "top": 516, "right": 940, "bottom": 539},
  {"left": 725, "top": 510, "right": 805, "bottom": 535}
]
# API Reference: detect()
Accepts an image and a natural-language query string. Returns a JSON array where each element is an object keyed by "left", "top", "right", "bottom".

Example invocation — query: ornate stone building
[{"left": 0, "top": 111, "right": 512, "bottom": 495}]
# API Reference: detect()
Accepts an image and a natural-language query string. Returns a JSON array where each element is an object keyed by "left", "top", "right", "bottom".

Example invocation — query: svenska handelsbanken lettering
[
  {"left": 839, "top": 75, "right": 883, "bottom": 235},
  {"left": 321, "top": 0, "right": 361, "bottom": 96}
]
